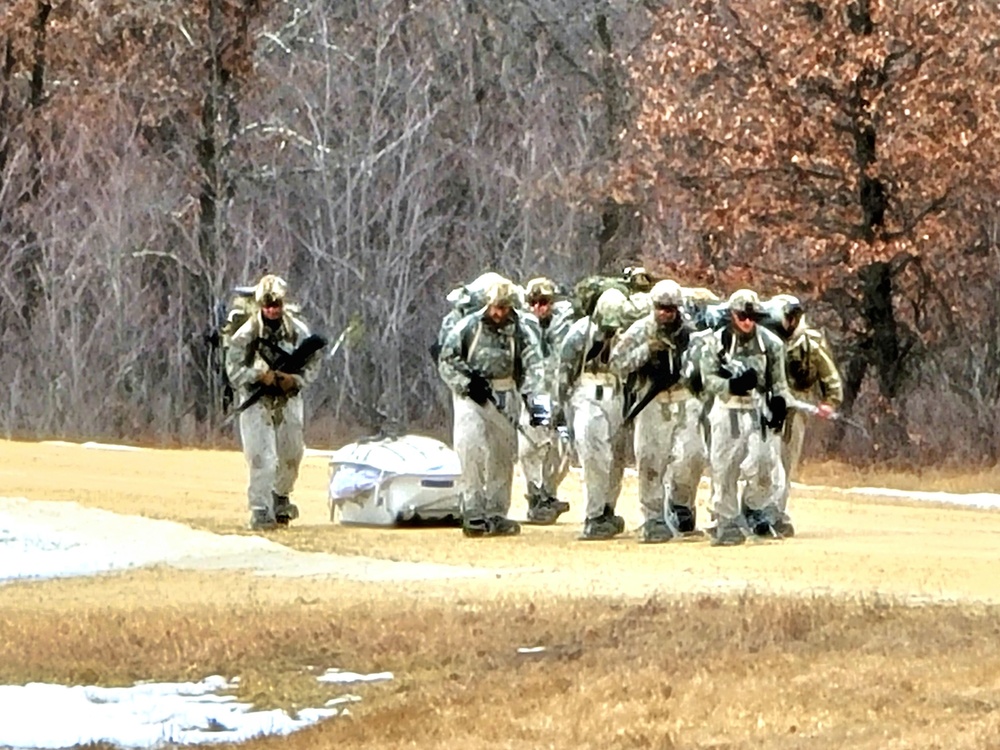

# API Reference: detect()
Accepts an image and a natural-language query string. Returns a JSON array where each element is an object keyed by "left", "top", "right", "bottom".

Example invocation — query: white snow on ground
[
  {"left": 832, "top": 484, "right": 1000, "bottom": 509},
  {"left": 0, "top": 673, "right": 390, "bottom": 749},
  {"left": 0, "top": 496, "right": 529, "bottom": 584}
]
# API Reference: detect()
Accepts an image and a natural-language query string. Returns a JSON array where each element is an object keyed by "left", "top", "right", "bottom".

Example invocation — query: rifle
[
  {"left": 228, "top": 333, "right": 328, "bottom": 420},
  {"left": 624, "top": 369, "right": 681, "bottom": 424},
  {"left": 624, "top": 348, "right": 682, "bottom": 424},
  {"left": 791, "top": 399, "right": 870, "bottom": 439}
]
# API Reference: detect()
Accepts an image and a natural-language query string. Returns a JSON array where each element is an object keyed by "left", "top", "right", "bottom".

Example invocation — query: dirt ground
[{"left": 2, "top": 438, "right": 999, "bottom": 611}]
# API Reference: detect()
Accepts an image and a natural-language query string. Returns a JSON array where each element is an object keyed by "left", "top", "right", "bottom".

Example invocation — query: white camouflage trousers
[
  {"left": 453, "top": 391, "right": 518, "bottom": 519},
  {"left": 238, "top": 395, "right": 306, "bottom": 515},
  {"left": 518, "top": 420, "right": 570, "bottom": 500},
  {"left": 707, "top": 401, "right": 786, "bottom": 527},
  {"left": 633, "top": 391, "right": 707, "bottom": 523},
  {"left": 570, "top": 379, "right": 626, "bottom": 520},
  {"left": 777, "top": 402, "right": 809, "bottom": 513}
]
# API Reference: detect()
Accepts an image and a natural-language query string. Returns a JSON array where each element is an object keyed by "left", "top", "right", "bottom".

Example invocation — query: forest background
[{"left": 1, "top": 0, "right": 998, "bottom": 467}]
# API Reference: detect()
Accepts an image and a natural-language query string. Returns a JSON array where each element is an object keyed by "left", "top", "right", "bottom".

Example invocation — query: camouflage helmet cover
[
  {"left": 524, "top": 277, "right": 557, "bottom": 302},
  {"left": 484, "top": 278, "right": 519, "bottom": 307},
  {"left": 254, "top": 274, "right": 288, "bottom": 306},
  {"left": 650, "top": 279, "right": 684, "bottom": 307},
  {"left": 593, "top": 287, "right": 629, "bottom": 329},
  {"left": 727, "top": 288, "right": 760, "bottom": 316},
  {"left": 770, "top": 293, "right": 803, "bottom": 318},
  {"left": 446, "top": 271, "right": 506, "bottom": 308},
  {"left": 625, "top": 265, "right": 654, "bottom": 292}
]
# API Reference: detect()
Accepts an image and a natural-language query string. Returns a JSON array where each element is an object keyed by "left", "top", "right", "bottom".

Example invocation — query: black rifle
[
  {"left": 231, "top": 333, "right": 327, "bottom": 418},
  {"left": 623, "top": 366, "right": 681, "bottom": 424},
  {"left": 623, "top": 337, "right": 686, "bottom": 424}
]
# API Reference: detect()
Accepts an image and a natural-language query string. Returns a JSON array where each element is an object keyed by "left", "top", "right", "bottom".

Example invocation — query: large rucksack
[{"left": 571, "top": 275, "right": 631, "bottom": 319}]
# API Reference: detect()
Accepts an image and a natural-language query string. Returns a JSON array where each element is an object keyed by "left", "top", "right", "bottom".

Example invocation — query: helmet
[
  {"left": 650, "top": 279, "right": 684, "bottom": 307},
  {"left": 447, "top": 271, "right": 506, "bottom": 308},
  {"left": 727, "top": 288, "right": 760, "bottom": 317},
  {"left": 484, "top": 278, "right": 519, "bottom": 307},
  {"left": 625, "top": 266, "right": 654, "bottom": 292},
  {"left": 524, "top": 277, "right": 557, "bottom": 303},
  {"left": 593, "top": 287, "right": 629, "bottom": 330},
  {"left": 254, "top": 274, "right": 288, "bottom": 306},
  {"left": 770, "top": 293, "right": 803, "bottom": 318}
]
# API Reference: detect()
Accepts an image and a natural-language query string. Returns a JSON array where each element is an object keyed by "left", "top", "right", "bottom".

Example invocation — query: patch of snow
[
  {"left": 0, "top": 497, "right": 531, "bottom": 585},
  {"left": 0, "top": 672, "right": 390, "bottom": 749}
]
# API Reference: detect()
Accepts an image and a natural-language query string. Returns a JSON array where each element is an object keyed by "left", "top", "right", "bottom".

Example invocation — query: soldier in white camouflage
[
  {"left": 438, "top": 278, "right": 546, "bottom": 538},
  {"left": 518, "top": 277, "right": 577, "bottom": 524},
  {"left": 698, "top": 289, "right": 792, "bottom": 546},
  {"left": 558, "top": 288, "right": 630, "bottom": 540},
  {"left": 769, "top": 294, "right": 844, "bottom": 521},
  {"left": 611, "top": 280, "right": 706, "bottom": 543},
  {"left": 225, "top": 274, "right": 322, "bottom": 530}
]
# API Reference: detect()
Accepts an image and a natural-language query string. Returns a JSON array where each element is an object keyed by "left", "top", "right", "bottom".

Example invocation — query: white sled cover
[{"left": 328, "top": 434, "right": 462, "bottom": 525}]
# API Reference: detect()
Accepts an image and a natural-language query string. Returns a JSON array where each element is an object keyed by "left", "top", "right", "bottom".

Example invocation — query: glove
[
  {"left": 275, "top": 371, "right": 299, "bottom": 394},
  {"left": 466, "top": 373, "right": 493, "bottom": 406},
  {"left": 258, "top": 370, "right": 277, "bottom": 388},
  {"left": 765, "top": 394, "right": 787, "bottom": 431},
  {"left": 428, "top": 340, "right": 442, "bottom": 364},
  {"left": 728, "top": 367, "right": 758, "bottom": 396}
]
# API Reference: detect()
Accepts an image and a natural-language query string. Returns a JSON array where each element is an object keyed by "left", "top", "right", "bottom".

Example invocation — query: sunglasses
[
  {"left": 529, "top": 298, "right": 552, "bottom": 306},
  {"left": 734, "top": 310, "right": 755, "bottom": 322},
  {"left": 262, "top": 300, "right": 284, "bottom": 309}
]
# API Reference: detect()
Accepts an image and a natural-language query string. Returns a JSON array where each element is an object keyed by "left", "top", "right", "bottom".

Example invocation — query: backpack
[{"left": 571, "top": 275, "right": 631, "bottom": 319}]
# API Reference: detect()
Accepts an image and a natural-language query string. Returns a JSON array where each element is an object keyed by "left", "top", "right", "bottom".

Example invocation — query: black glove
[
  {"left": 428, "top": 340, "right": 442, "bottom": 363},
  {"left": 765, "top": 394, "right": 787, "bottom": 432},
  {"left": 728, "top": 367, "right": 758, "bottom": 396},
  {"left": 466, "top": 373, "right": 493, "bottom": 406}
]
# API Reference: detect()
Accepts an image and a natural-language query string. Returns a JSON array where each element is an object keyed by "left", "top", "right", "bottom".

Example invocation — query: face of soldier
[
  {"left": 528, "top": 297, "right": 553, "bottom": 321},
  {"left": 654, "top": 303, "right": 678, "bottom": 327},
  {"left": 486, "top": 303, "right": 512, "bottom": 325},
  {"left": 784, "top": 310, "right": 802, "bottom": 334},
  {"left": 732, "top": 309, "right": 756, "bottom": 335},
  {"left": 261, "top": 300, "right": 284, "bottom": 321}
]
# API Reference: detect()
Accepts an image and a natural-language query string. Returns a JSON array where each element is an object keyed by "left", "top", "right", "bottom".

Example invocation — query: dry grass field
[{"left": 2, "top": 438, "right": 1000, "bottom": 749}]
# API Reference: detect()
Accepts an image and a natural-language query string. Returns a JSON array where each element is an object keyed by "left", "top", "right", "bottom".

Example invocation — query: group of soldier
[{"left": 435, "top": 268, "right": 843, "bottom": 546}]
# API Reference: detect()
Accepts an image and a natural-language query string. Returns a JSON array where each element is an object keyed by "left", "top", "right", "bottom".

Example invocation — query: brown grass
[
  {"left": 3, "top": 591, "right": 1000, "bottom": 749},
  {"left": 3, "top": 439, "right": 1000, "bottom": 749}
]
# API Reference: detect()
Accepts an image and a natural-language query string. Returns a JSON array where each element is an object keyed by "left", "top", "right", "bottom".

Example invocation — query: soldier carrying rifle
[
  {"left": 225, "top": 274, "right": 324, "bottom": 530},
  {"left": 768, "top": 294, "right": 845, "bottom": 518}
]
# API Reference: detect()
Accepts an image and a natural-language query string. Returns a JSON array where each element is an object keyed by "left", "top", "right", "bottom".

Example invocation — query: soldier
[
  {"left": 769, "top": 294, "right": 844, "bottom": 521},
  {"left": 438, "top": 278, "right": 545, "bottom": 538},
  {"left": 519, "top": 277, "right": 576, "bottom": 524},
  {"left": 559, "top": 288, "right": 630, "bottom": 540},
  {"left": 225, "top": 274, "right": 322, "bottom": 530},
  {"left": 611, "top": 280, "right": 705, "bottom": 543},
  {"left": 698, "top": 289, "right": 792, "bottom": 546}
]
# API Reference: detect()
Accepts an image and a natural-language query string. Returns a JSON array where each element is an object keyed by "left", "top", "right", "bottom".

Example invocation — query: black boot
[{"left": 273, "top": 493, "right": 299, "bottom": 527}]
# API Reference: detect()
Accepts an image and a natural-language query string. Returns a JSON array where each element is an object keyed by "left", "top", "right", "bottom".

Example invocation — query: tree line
[{"left": 1, "top": 0, "right": 997, "bottom": 467}]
